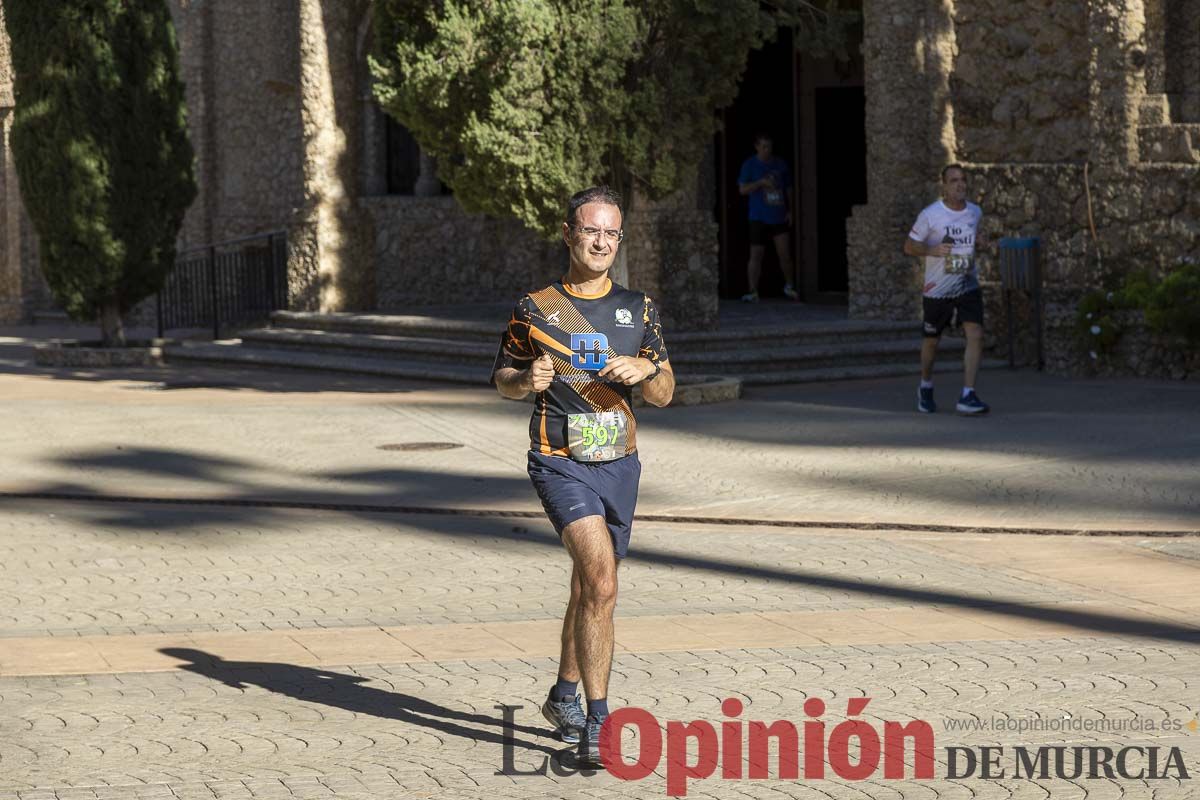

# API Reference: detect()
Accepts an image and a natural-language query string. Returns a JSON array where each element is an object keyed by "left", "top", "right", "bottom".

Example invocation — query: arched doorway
[{"left": 715, "top": 11, "right": 865, "bottom": 304}]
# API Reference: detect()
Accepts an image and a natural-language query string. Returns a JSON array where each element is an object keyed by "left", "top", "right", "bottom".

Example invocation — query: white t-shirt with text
[{"left": 908, "top": 200, "right": 982, "bottom": 298}]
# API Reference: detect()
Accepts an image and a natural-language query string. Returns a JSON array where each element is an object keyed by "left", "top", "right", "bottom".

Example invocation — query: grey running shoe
[
  {"left": 576, "top": 713, "right": 608, "bottom": 768},
  {"left": 541, "top": 694, "right": 586, "bottom": 744}
]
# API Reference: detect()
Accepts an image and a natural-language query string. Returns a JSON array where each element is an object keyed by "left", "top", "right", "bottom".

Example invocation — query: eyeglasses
[{"left": 570, "top": 224, "right": 624, "bottom": 244}]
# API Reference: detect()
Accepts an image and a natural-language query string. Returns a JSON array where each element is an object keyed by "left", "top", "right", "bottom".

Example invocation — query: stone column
[
  {"left": 1087, "top": 0, "right": 1146, "bottom": 166},
  {"left": 846, "top": 0, "right": 956, "bottom": 320},
  {"left": 0, "top": 110, "right": 22, "bottom": 323},
  {"left": 294, "top": 0, "right": 371, "bottom": 311},
  {"left": 413, "top": 148, "right": 440, "bottom": 197},
  {"left": 0, "top": 7, "right": 24, "bottom": 324}
]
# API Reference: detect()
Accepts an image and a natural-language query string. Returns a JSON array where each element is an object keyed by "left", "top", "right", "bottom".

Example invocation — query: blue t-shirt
[{"left": 738, "top": 156, "right": 790, "bottom": 224}]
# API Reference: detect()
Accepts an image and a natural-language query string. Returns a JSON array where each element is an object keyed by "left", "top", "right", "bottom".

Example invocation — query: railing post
[
  {"left": 265, "top": 233, "right": 276, "bottom": 316},
  {"left": 209, "top": 245, "right": 219, "bottom": 340}
]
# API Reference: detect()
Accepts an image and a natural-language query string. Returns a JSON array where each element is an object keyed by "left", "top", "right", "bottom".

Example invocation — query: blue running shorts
[{"left": 527, "top": 451, "right": 642, "bottom": 559}]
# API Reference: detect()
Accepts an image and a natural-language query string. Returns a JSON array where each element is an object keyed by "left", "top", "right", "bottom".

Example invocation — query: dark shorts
[
  {"left": 749, "top": 220, "right": 789, "bottom": 246},
  {"left": 922, "top": 289, "right": 984, "bottom": 337},
  {"left": 527, "top": 451, "right": 642, "bottom": 559}
]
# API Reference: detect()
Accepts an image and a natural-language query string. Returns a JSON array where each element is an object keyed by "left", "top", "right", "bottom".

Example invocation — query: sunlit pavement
[{"left": 1, "top": 336, "right": 1197, "bottom": 798}]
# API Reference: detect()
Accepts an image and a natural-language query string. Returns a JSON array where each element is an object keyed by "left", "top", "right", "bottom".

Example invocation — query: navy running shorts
[{"left": 527, "top": 451, "right": 642, "bottom": 559}]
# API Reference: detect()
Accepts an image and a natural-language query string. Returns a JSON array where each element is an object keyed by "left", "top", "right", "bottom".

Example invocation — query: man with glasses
[{"left": 492, "top": 186, "right": 674, "bottom": 766}]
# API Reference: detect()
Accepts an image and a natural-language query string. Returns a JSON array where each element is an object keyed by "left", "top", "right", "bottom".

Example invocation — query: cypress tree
[
  {"left": 371, "top": 0, "right": 855, "bottom": 238},
  {"left": 5, "top": 0, "right": 197, "bottom": 345}
]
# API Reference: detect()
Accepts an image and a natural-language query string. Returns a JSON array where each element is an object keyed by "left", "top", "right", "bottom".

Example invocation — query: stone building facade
[
  {"left": 848, "top": 0, "right": 1200, "bottom": 375},
  {"left": 0, "top": 0, "right": 1195, "bottom": 373}
]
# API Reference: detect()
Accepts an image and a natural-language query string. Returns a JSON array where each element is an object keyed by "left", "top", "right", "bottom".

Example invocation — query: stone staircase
[
  {"left": 1138, "top": 93, "right": 1200, "bottom": 163},
  {"left": 163, "top": 309, "right": 1004, "bottom": 388}
]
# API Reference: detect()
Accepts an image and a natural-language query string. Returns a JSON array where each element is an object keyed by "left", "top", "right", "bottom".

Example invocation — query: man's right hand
[
  {"left": 526, "top": 353, "right": 554, "bottom": 392},
  {"left": 931, "top": 243, "right": 953, "bottom": 257}
]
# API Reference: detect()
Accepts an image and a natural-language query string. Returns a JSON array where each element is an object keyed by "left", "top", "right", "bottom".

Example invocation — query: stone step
[
  {"left": 162, "top": 342, "right": 741, "bottom": 405},
  {"left": 240, "top": 328, "right": 495, "bottom": 364},
  {"left": 1137, "top": 124, "right": 1200, "bottom": 163},
  {"left": 32, "top": 310, "right": 71, "bottom": 324},
  {"left": 669, "top": 337, "right": 966, "bottom": 372},
  {"left": 1139, "top": 94, "right": 1171, "bottom": 126},
  {"left": 738, "top": 358, "right": 1009, "bottom": 386},
  {"left": 271, "top": 310, "right": 924, "bottom": 349},
  {"left": 165, "top": 342, "right": 489, "bottom": 384},
  {"left": 669, "top": 318, "right": 920, "bottom": 351},
  {"left": 271, "top": 311, "right": 498, "bottom": 342}
]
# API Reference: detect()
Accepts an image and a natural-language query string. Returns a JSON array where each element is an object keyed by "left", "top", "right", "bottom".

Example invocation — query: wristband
[{"left": 645, "top": 359, "right": 662, "bottom": 382}]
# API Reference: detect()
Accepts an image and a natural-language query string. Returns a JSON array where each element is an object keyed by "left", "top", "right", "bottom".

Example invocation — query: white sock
[
  {"left": 920, "top": 379, "right": 934, "bottom": 389},
  {"left": 961, "top": 386, "right": 974, "bottom": 398}
]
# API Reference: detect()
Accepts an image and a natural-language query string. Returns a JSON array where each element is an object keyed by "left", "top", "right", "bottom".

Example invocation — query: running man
[
  {"left": 904, "top": 164, "right": 990, "bottom": 415},
  {"left": 492, "top": 186, "right": 675, "bottom": 766}
]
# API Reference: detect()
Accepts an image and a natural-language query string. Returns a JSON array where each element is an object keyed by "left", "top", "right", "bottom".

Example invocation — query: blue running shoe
[
  {"left": 541, "top": 694, "right": 586, "bottom": 744},
  {"left": 956, "top": 390, "right": 990, "bottom": 415},
  {"left": 917, "top": 385, "right": 936, "bottom": 413}
]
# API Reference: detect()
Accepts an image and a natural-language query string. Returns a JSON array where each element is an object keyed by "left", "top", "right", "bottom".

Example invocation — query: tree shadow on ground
[{"left": 10, "top": 491, "right": 1199, "bottom": 646}]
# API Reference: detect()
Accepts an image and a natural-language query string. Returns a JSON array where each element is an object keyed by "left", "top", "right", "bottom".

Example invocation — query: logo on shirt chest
[
  {"left": 570, "top": 333, "right": 609, "bottom": 371},
  {"left": 615, "top": 308, "right": 634, "bottom": 328}
]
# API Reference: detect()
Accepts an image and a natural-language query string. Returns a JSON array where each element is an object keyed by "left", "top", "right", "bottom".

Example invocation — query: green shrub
[
  {"left": 1075, "top": 261, "right": 1200, "bottom": 359},
  {"left": 1139, "top": 261, "right": 1200, "bottom": 344}
]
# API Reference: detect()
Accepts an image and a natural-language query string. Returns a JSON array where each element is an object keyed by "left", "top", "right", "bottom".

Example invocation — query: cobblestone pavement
[
  {"left": 1, "top": 501, "right": 1198, "bottom": 798},
  {"left": 1, "top": 336, "right": 1199, "bottom": 798}
]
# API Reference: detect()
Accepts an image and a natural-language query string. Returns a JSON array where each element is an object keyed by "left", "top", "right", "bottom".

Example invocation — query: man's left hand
[{"left": 598, "top": 356, "right": 654, "bottom": 385}]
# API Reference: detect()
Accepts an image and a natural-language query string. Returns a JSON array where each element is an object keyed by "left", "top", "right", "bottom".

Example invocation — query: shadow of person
[{"left": 159, "top": 648, "right": 562, "bottom": 759}]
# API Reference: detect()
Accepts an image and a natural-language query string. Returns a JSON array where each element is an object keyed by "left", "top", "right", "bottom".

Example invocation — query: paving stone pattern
[
  {"left": 0, "top": 639, "right": 1195, "bottom": 798},
  {"left": 0, "top": 507, "right": 1079, "bottom": 638}
]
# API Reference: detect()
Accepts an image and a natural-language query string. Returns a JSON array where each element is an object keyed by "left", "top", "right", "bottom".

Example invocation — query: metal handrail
[
  {"left": 157, "top": 230, "right": 288, "bottom": 339},
  {"left": 175, "top": 230, "right": 288, "bottom": 257}
]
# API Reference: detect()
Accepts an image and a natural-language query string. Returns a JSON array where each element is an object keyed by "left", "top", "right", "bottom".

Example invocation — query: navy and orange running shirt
[{"left": 492, "top": 278, "right": 669, "bottom": 458}]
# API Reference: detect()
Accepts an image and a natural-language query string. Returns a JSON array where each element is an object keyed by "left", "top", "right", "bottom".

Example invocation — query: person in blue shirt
[{"left": 737, "top": 134, "right": 796, "bottom": 302}]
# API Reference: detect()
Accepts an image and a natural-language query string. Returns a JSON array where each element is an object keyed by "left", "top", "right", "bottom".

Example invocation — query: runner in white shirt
[{"left": 903, "top": 164, "right": 991, "bottom": 415}]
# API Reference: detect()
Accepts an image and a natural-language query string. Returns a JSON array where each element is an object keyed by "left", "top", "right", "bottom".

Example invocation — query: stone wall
[
  {"left": 367, "top": 189, "right": 719, "bottom": 332},
  {"left": 951, "top": 0, "right": 1089, "bottom": 163},
  {"left": 623, "top": 189, "right": 720, "bottom": 333},
  {"left": 170, "top": 0, "right": 371, "bottom": 313},
  {"left": 970, "top": 162, "right": 1200, "bottom": 375},
  {"left": 366, "top": 197, "right": 564, "bottom": 309}
]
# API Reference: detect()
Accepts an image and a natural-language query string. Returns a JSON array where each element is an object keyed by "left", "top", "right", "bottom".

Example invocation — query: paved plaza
[{"left": 0, "top": 327, "right": 1198, "bottom": 798}]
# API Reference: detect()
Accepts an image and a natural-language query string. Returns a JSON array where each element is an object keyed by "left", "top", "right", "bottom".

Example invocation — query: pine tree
[
  {"left": 5, "top": 0, "right": 197, "bottom": 345},
  {"left": 371, "top": 0, "right": 853, "bottom": 238}
]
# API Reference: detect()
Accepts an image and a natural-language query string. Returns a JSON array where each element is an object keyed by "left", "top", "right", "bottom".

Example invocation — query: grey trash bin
[{"left": 998, "top": 237, "right": 1043, "bottom": 370}]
